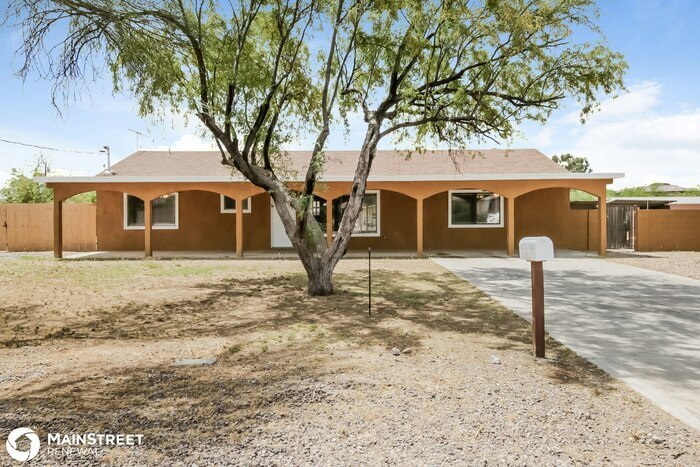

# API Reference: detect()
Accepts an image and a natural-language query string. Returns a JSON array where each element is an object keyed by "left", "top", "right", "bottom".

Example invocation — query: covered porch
[
  {"left": 57, "top": 248, "right": 602, "bottom": 260},
  {"left": 44, "top": 175, "right": 615, "bottom": 260}
]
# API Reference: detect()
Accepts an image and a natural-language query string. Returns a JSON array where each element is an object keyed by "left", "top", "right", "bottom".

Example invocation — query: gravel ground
[
  {"left": 0, "top": 255, "right": 698, "bottom": 465},
  {"left": 608, "top": 251, "right": 700, "bottom": 281}
]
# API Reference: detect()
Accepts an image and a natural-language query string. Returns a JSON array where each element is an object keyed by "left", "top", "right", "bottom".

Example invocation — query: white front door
[{"left": 270, "top": 200, "right": 293, "bottom": 248}]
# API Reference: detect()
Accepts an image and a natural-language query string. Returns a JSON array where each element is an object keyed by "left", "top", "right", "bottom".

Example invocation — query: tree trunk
[
  {"left": 297, "top": 242, "right": 335, "bottom": 295},
  {"left": 305, "top": 260, "right": 334, "bottom": 296}
]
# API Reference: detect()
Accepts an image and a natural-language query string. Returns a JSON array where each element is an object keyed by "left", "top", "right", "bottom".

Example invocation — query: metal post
[
  {"left": 530, "top": 261, "right": 545, "bottom": 358},
  {"left": 368, "top": 247, "right": 372, "bottom": 316},
  {"left": 101, "top": 145, "right": 113, "bottom": 175}
]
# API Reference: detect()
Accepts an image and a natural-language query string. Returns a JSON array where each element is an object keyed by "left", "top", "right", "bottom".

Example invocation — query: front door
[{"left": 270, "top": 200, "right": 293, "bottom": 248}]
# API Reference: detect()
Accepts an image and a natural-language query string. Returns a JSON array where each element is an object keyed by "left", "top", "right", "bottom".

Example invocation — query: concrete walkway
[{"left": 433, "top": 256, "right": 700, "bottom": 431}]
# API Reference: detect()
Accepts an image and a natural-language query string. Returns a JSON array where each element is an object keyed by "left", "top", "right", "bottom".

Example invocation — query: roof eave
[{"left": 35, "top": 172, "right": 624, "bottom": 184}]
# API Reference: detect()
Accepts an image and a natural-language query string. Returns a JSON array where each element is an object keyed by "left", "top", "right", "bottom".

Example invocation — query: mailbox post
[{"left": 518, "top": 237, "right": 554, "bottom": 358}]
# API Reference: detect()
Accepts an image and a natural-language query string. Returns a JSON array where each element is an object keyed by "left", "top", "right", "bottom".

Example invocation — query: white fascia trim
[
  {"left": 36, "top": 176, "right": 247, "bottom": 183},
  {"left": 34, "top": 172, "right": 625, "bottom": 184}
]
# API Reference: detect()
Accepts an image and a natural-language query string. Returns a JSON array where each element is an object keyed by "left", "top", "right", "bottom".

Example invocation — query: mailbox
[
  {"left": 519, "top": 236, "right": 554, "bottom": 262},
  {"left": 519, "top": 236, "right": 553, "bottom": 358}
]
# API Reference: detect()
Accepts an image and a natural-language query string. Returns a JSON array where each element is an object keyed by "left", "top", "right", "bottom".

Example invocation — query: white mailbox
[{"left": 519, "top": 236, "right": 554, "bottom": 262}]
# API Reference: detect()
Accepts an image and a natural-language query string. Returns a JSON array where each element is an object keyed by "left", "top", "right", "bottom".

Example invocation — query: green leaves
[
  {"left": 9, "top": 0, "right": 625, "bottom": 158},
  {"left": 1, "top": 156, "right": 53, "bottom": 203},
  {"left": 552, "top": 153, "right": 592, "bottom": 173}
]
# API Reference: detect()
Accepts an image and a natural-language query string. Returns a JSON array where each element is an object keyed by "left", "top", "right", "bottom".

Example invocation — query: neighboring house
[
  {"left": 608, "top": 197, "right": 700, "bottom": 210},
  {"left": 36, "top": 149, "right": 622, "bottom": 258},
  {"left": 642, "top": 183, "right": 689, "bottom": 194}
]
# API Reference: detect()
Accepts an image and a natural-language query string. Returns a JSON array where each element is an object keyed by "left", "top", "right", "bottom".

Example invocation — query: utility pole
[
  {"left": 100, "top": 145, "right": 113, "bottom": 174},
  {"left": 127, "top": 128, "right": 146, "bottom": 151}
]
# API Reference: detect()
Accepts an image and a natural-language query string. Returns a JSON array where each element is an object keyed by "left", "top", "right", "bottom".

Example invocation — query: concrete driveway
[{"left": 433, "top": 256, "right": 700, "bottom": 431}]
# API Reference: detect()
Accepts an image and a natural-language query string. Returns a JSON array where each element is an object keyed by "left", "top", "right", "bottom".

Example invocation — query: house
[
  {"left": 37, "top": 149, "right": 622, "bottom": 258},
  {"left": 642, "top": 183, "right": 690, "bottom": 194},
  {"left": 608, "top": 197, "right": 700, "bottom": 210}
]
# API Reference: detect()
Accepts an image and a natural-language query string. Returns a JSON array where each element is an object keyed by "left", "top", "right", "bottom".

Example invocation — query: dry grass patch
[{"left": 0, "top": 256, "right": 697, "bottom": 465}]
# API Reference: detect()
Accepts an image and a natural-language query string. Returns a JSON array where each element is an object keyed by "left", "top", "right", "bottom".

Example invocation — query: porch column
[
  {"left": 416, "top": 197, "right": 424, "bottom": 258},
  {"left": 53, "top": 198, "right": 63, "bottom": 259},
  {"left": 507, "top": 197, "right": 516, "bottom": 256},
  {"left": 326, "top": 198, "right": 333, "bottom": 246},
  {"left": 598, "top": 191, "right": 607, "bottom": 256},
  {"left": 236, "top": 198, "right": 244, "bottom": 258},
  {"left": 144, "top": 198, "right": 153, "bottom": 258}
]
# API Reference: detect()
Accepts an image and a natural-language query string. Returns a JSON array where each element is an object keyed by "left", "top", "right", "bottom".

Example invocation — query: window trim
[
  {"left": 333, "top": 189, "right": 381, "bottom": 237},
  {"left": 123, "top": 192, "right": 179, "bottom": 230},
  {"left": 220, "top": 195, "right": 252, "bottom": 214},
  {"left": 447, "top": 190, "right": 504, "bottom": 229}
]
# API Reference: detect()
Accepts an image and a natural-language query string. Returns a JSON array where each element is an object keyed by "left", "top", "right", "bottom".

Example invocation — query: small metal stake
[
  {"left": 530, "top": 260, "right": 545, "bottom": 358},
  {"left": 368, "top": 247, "right": 372, "bottom": 316}
]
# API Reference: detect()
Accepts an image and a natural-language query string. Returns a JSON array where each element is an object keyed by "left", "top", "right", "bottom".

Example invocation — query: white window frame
[
  {"left": 333, "top": 189, "right": 381, "bottom": 237},
  {"left": 448, "top": 189, "right": 504, "bottom": 229},
  {"left": 123, "top": 192, "right": 179, "bottom": 230},
  {"left": 220, "top": 195, "right": 252, "bottom": 214}
]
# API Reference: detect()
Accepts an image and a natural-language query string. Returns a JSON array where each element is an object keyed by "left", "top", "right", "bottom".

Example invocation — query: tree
[
  {"left": 552, "top": 153, "right": 592, "bottom": 173},
  {"left": 0, "top": 155, "right": 53, "bottom": 203},
  {"left": 8, "top": 0, "right": 626, "bottom": 295},
  {"left": 608, "top": 185, "right": 700, "bottom": 198},
  {"left": 0, "top": 155, "right": 97, "bottom": 203}
]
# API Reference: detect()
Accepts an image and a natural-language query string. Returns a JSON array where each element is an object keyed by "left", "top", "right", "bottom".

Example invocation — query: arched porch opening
[
  {"left": 422, "top": 187, "right": 509, "bottom": 255},
  {"left": 514, "top": 186, "right": 606, "bottom": 256},
  {"left": 323, "top": 189, "right": 417, "bottom": 252},
  {"left": 95, "top": 189, "right": 270, "bottom": 258},
  {"left": 51, "top": 188, "right": 124, "bottom": 259}
]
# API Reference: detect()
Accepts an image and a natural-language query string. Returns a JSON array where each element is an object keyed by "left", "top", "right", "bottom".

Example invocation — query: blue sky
[{"left": 0, "top": 0, "right": 699, "bottom": 189}]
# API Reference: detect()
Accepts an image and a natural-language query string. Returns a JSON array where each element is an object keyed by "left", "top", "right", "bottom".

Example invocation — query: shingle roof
[{"left": 105, "top": 149, "right": 567, "bottom": 179}]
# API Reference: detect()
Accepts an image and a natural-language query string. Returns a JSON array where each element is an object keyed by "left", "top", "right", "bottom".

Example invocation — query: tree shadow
[
  {"left": 0, "top": 344, "right": 345, "bottom": 461},
  {"left": 2, "top": 267, "right": 614, "bottom": 391}
]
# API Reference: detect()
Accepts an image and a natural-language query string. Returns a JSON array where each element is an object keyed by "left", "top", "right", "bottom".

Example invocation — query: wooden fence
[
  {"left": 636, "top": 209, "right": 700, "bottom": 252},
  {"left": 0, "top": 203, "right": 97, "bottom": 252}
]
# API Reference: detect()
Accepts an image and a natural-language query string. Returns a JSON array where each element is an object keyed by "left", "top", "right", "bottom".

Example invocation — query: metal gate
[{"left": 607, "top": 204, "right": 635, "bottom": 249}]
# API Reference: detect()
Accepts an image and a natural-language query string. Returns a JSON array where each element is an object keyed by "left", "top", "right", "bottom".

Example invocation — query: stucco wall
[
  {"left": 423, "top": 191, "right": 507, "bottom": 250},
  {"left": 636, "top": 210, "right": 700, "bottom": 251},
  {"left": 345, "top": 190, "right": 417, "bottom": 251},
  {"left": 96, "top": 190, "right": 270, "bottom": 251},
  {"left": 96, "top": 186, "right": 598, "bottom": 253},
  {"left": 421, "top": 188, "right": 597, "bottom": 252}
]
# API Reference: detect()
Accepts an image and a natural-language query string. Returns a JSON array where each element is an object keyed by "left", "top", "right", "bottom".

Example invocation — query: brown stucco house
[{"left": 38, "top": 149, "right": 622, "bottom": 258}]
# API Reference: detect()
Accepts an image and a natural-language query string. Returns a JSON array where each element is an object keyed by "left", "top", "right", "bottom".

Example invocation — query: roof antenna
[
  {"left": 127, "top": 128, "right": 145, "bottom": 150},
  {"left": 99, "top": 145, "right": 114, "bottom": 175}
]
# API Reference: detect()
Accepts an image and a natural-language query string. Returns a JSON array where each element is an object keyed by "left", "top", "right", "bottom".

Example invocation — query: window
[
  {"left": 332, "top": 191, "right": 380, "bottom": 236},
  {"left": 311, "top": 196, "right": 327, "bottom": 231},
  {"left": 220, "top": 196, "right": 251, "bottom": 213},
  {"left": 448, "top": 190, "right": 503, "bottom": 228},
  {"left": 124, "top": 193, "right": 179, "bottom": 230}
]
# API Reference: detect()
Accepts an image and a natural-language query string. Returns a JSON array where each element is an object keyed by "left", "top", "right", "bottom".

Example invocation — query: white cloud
[
  {"left": 593, "top": 81, "right": 661, "bottom": 118},
  {"left": 525, "top": 81, "right": 700, "bottom": 189},
  {"left": 151, "top": 133, "right": 216, "bottom": 151},
  {"left": 0, "top": 170, "right": 9, "bottom": 187}
]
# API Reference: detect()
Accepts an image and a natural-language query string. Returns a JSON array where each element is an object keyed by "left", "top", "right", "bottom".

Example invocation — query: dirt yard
[
  {"left": 608, "top": 251, "right": 700, "bottom": 281},
  {"left": 0, "top": 255, "right": 698, "bottom": 466}
]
